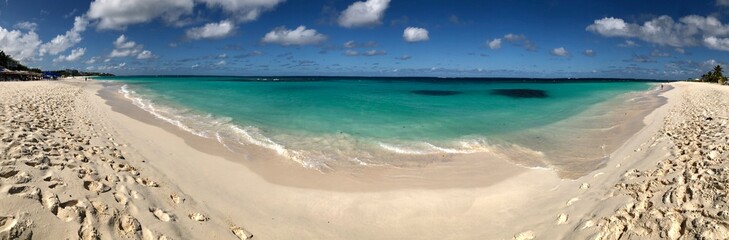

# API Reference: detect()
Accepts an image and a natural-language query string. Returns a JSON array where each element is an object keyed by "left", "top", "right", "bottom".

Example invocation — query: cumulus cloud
[
  {"left": 137, "top": 50, "right": 155, "bottom": 59},
  {"left": 87, "top": 0, "right": 195, "bottom": 30},
  {"left": 261, "top": 26, "right": 327, "bottom": 46},
  {"left": 587, "top": 15, "right": 729, "bottom": 50},
  {"left": 0, "top": 27, "right": 41, "bottom": 62},
  {"left": 39, "top": 16, "right": 88, "bottom": 56},
  {"left": 488, "top": 33, "right": 536, "bottom": 51},
  {"left": 403, "top": 27, "right": 429, "bottom": 42},
  {"left": 186, "top": 20, "right": 235, "bottom": 40},
  {"left": 704, "top": 36, "right": 729, "bottom": 51},
  {"left": 488, "top": 38, "right": 501, "bottom": 49},
  {"left": 583, "top": 49, "right": 595, "bottom": 57},
  {"left": 551, "top": 47, "right": 570, "bottom": 57},
  {"left": 13, "top": 21, "right": 38, "bottom": 31},
  {"left": 338, "top": 0, "right": 390, "bottom": 28},
  {"left": 54, "top": 47, "right": 86, "bottom": 62},
  {"left": 197, "top": 0, "right": 285, "bottom": 22},
  {"left": 109, "top": 35, "right": 155, "bottom": 59}
]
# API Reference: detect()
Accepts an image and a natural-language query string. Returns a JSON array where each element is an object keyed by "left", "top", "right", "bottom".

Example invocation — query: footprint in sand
[
  {"left": 7, "top": 185, "right": 40, "bottom": 200},
  {"left": 566, "top": 197, "right": 579, "bottom": 206},
  {"left": 0, "top": 168, "right": 19, "bottom": 178},
  {"left": 113, "top": 192, "right": 129, "bottom": 206},
  {"left": 135, "top": 177, "right": 158, "bottom": 187},
  {"left": 0, "top": 215, "right": 18, "bottom": 233},
  {"left": 170, "top": 193, "right": 184, "bottom": 204},
  {"left": 149, "top": 208, "right": 174, "bottom": 222},
  {"left": 556, "top": 213, "right": 568, "bottom": 225},
  {"left": 513, "top": 230, "right": 535, "bottom": 240},
  {"left": 231, "top": 225, "right": 253, "bottom": 240},
  {"left": 115, "top": 215, "right": 142, "bottom": 238},
  {"left": 188, "top": 212, "right": 209, "bottom": 222},
  {"left": 0, "top": 214, "right": 32, "bottom": 239},
  {"left": 56, "top": 199, "right": 84, "bottom": 223},
  {"left": 83, "top": 180, "right": 111, "bottom": 193}
]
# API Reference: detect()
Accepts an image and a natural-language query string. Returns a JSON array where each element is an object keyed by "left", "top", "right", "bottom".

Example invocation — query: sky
[{"left": 1, "top": 0, "right": 729, "bottom": 79}]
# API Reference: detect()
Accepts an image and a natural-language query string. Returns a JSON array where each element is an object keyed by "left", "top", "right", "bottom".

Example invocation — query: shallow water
[{"left": 97, "top": 76, "right": 657, "bottom": 173}]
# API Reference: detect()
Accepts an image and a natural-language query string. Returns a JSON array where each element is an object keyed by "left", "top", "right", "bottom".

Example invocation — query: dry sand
[{"left": 0, "top": 79, "right": 725, "bottom": 239}]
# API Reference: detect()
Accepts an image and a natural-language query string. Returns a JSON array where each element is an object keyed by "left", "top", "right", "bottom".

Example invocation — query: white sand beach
[{"left": 0, "top": 79, "right": 727, "bottom": 239}]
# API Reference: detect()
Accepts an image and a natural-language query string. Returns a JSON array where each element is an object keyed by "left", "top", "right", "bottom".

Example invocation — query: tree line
[
  {"left": 0, "top": 51, "right": 41, "bottom": 73},
  {"left": 1, "top": 50, "right": 114, "bottom": 77},
  {"left": 700, "top": 65, "right": 727, "bottom": 85}
]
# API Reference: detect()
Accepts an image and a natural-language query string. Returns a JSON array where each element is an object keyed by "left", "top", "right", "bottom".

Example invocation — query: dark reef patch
[
  {"left": 491, "top": 89, "right": 548, "bottom": 98},
  {"left": 411, "top": 90, "right": 462, "bottom": 96}
]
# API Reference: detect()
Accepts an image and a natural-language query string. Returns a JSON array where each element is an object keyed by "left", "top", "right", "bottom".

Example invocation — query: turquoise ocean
[{"left": 97, "top": 76, "right": 658, "bottom": 173}]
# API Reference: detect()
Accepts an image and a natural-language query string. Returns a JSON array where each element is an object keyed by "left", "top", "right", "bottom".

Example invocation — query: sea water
[{"left": 98, "top": 76, "right": 657, "bottom": 174}]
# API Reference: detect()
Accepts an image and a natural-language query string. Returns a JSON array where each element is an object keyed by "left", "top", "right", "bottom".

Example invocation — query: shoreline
[
  {"left": 96, "top": 79, "right": 666, "bottom": 191},
  {"left": 1, "top": 78, "right": 700, "bottom": 239}
]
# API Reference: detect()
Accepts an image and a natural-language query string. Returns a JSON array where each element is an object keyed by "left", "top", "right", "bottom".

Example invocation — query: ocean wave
[
  {"left": 118, "top": 84, "right": 547, "bottom": 171},
  {"left": 119, "top": 84, "right": 331, "bottom": 169},
  {"left": 377, "top": 139, "right": 493, "bottom": 155}
]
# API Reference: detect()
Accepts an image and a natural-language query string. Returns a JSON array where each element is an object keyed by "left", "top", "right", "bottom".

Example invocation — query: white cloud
[
  {"left": 364, "top": 49, "right": 386, "bottom": 56},
  {"left": 13, "top": 21, "right": 38, "bottom": 31},
  {"left": 551, "top": 47, "right": 570, "bottom": 57},
  {"left": 586, "top": 17, "right": 632, "bottom": 37},
  {"left": 39, "top": 16, "right": 88, "bottom": 56},
  {"left": 344, "top": 40, "right": 356, "bottom": 48},
  {"left": 618, "top": 40, "right": 639, "bottom": 47},
  {"left": 583, "top": 49, "right": 595, "bottom": 57},
  {"left": 215, "top": 60, "right": 226, "bottom": 65},
  {"left": 137, "top": 50, "right": 155, "bottom": 59},
  {"left": 718, "top": 0, "right": 729, "bottom": 6},
  {"left": 488, "top": 38, "right": 502, "bottom": 49},
  {"left": 186, "top": 20, "right": 235, "bottom": 40},
  {"left": 0, "top": 27, "right": 41, "bottom": 62},
  {"left": 587, "top": 15, "right": 729, "bottom": 48},
  {"left": 403, "top": 27, "right": 429, "bottom": 42},
  {"left": 344, "top": 50, "right": 359, "bottom": 56},
  {"left": 87, "top": 0, "right": 195, "bottom": 30},
  {"left": 704, "top": 36, "right": 729, "bottom": 51},
  {"left": 488, "top": 33, "right": 536, "bottom": 51},
  {"left": 338, "top": 0, "right": 390, "bottom": 28},
  {"left": 109, "top": 35, "right": 155, "bottom": 59},
  {"left": 261, "top": 26, "right": 327, "bottom": 46},
  {"left": 54, "top": 47, "right": 86, "bottom": 62},
  {"left": 197, "top": 0, "right": 285, "bottom": 22},
  {"left": 85, "top": 57, "right": 100, "bottom": 64}
]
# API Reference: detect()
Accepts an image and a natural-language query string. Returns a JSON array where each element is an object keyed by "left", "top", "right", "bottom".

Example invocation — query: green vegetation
[
  {"left": 1, "top": 50, "right": 114, "bottom": 77},
  {"left": 700, "top": 65, "right": 727, "bottom": 85},
  {"left": 0, "top": 51, "right": 34, "bottom": 71},
  {"left": 50, "top": 69, "right": 115, "bottom": 77}
]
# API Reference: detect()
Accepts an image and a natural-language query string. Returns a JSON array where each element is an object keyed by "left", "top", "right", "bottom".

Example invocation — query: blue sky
[{"left": 0, "top": 0, "right": 728, "bottom": 79}]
